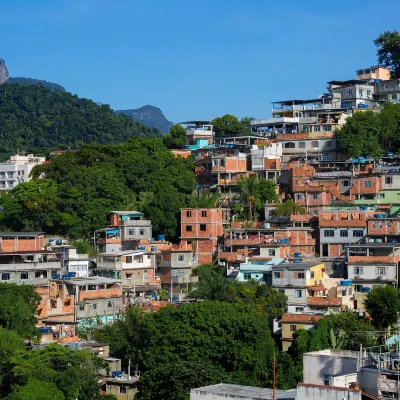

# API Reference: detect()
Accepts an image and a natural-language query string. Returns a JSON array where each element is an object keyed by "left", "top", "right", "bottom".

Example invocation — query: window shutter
[{"left": 294, "top": 272, "right": 298, "bottom": 279}]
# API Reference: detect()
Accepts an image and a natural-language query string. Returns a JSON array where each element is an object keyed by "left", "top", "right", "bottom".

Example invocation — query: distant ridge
[
  {"left": 116, "top": 105, "right": 173, "bottom": 133},
  {"left": 7, "top": 77, "right": 66, "bottom": 91}
]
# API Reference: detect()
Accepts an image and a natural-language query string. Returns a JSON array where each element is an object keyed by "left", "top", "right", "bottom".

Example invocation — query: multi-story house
[
  {"left": 271, "top": 261, "right": 325, "bottom": 313},
  {"left": 159, "top": 249, "right": 198, "bottom": 301},
  {"left": 180, "top": 208, "right": 223, "bottom": 264},
  {"left": 62, "top": 277, "right": 123, "bottom": 324},
  {"left": 95, "top": 228, "right": 121, "bottom": 253},
  {"left": 281, "top": 313, "right": 323, "bottom": 351},
  {"left": 49, "top": 245, "right": 91, "bottom": 277},
  {"left": 109, "top": 211, "right": 153, "bottom": 242},
  {"left": 95, "top": 250, "right": 157, "bottom": 293},
  {"left": 251, "top": 143, "right": 282, "bottom": 184},
  {"left": 318, "top": 210, "right": 374, "bottom": 258},
  {"left": 0, "top": 153, "right": 46, "bottom": 191}
]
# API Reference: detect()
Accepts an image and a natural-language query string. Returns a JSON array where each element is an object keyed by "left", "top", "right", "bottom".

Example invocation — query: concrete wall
[
  {"left": 303, "top": 350, "right": 360, "bottom": 385},
  {"left": 347, "top": 263, "right": 396, "bottom": 281},
  {"left": 76, "top": 297, "right": 123, "bottom": 320},
  {"left": 297, "top": 384, "right": 361, "bottom": 400}
]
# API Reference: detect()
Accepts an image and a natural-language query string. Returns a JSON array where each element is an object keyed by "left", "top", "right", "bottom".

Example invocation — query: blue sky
[{"left": 1, "top": 0, "right": 400, "bottom": 123}]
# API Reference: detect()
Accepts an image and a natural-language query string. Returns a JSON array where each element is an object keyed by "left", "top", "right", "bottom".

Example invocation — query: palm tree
[{"left": 237, "top": 175, "right": 259, "bottom": 221}]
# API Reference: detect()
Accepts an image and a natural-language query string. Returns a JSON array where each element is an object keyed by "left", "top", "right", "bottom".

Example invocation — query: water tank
[
  {"left": 389, "top": 238, "right": 398, "bottom": 243},
  {"left": 360, "top": 205, "right": 368, "bottom": 211},
  {"left": 279, "top": 238, "right": 289, "bottom": 245},
  {"left": 158, "top": 234, "right": 165, "bottom": 241},
  {"left": 48, "top": 239, "right": 56, "bottom": 246},
  {"left": 62, "top": 275, "right": 70, "bottom": 280},
  {"left": 263, "top": 223, "right": 271, "bottom": 229},
  {"left": 361, "top": 287, "right": 371, "bottom": 293},
  {"left": 112, "top": 371, "right": 122, "bottom": 378},
  {"left": 294, "top": 252, "right": 301, "bottom": 258},
  {"left": 51, "top": 273, "right": 60, "bottom": 280},
  {"left": 375, "top": 238, "right": 383, "bottom": 243},
  {"left": 294, "top": 260, "right": 302, "bottom": 264},
  {"left": 67, "top": 272, "right": 76, "bottom": 278},
  {"left": 374, "top": 213, "right": 386, "bottom": 219},
  {"left": 139, "top": 246, "right": 146, "bottom": 251},
  {"left": 340, "top": 280, "right": 352, "bottom": 286}
]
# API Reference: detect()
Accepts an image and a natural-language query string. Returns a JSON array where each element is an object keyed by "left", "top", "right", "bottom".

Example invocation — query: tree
[
  {"left": 211, "top": 114, "right": 250, "bottom": 136},
  {"left": 0, "top": 283, "right": 41, "bottom": 338},
  {"left": 374, "top": 31, "right": 400, "bottom": 78},
  {"left": 235, "top": 175, "right": 259, "bottom": 221},
  {"left": 163, "top": 124, "right": 187, "bottom": 149},
  {"left": 255, "top": 179, "right": 278, "bottom": 220},
  {"left": 9, "top": 343, "right": 108, "bottom": 400},
  {"left": 337, "top": 111, "right": 383, "bottom": 158},
  {"left": 380, "top": 102, "right": 400, "bottom": 150},
  {"left": 189, "top": 191, "right": 220, "bottom": 208},
  {"left": 274, "top": 200, "right": 305, "bottom": 216},
  {"left": 6, "top": 379, "right": 65, "bottom": 400},
  {"left": 365, "top": 285, "right": 400, "bottom": 330},
  {"left": 261, "top": 287, "right": 288, "bottom": 319},
  {"left": 288, "top": 329, "right": 310, "bottom": 361}
]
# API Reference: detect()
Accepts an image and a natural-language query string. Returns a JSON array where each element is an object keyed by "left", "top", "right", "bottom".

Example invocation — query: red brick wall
[
  {"left": 212, "top": 157, "right": 247, "bottom": 172},
  {"left": 352, "top": 176, "right": 381, "bottom": 194},
  {"left": 1, "top": 237, "right": 45, "bottom": 252}
]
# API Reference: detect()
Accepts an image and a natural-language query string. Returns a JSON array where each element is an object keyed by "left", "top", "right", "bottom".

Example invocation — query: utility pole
[{"left": 272, "top": 353, "right": 276, "bottom": 400}]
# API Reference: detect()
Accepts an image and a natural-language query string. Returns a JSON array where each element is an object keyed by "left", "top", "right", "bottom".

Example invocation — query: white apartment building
[{"left": 0, "top": 154, "right": 46, "bottom": 190}]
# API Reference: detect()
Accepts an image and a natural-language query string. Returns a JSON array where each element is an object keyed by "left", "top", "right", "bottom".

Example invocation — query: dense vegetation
[
  {"left": 375, "top": 30, "right": 400, "bottom": 78},
  {"left": 0, "top": 84, "right": 162, "bottom": 159},
  {"left": 0, "top": 139, "right": 196, "bottom": 239},
  {"left": 7, "top": 77, "right": 66, "bottom": 91},
  {"left": 211, "top": 114, "right": 254, "bottom": 136},
  {"left": 337, "top": 103, "right": 400, "bottom": 157}
]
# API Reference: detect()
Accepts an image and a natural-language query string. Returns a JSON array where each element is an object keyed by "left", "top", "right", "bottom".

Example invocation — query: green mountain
[
  {"left": 7, "top": 77, "right": 66, "bottom": 91},
  {"left": 0, "top": 83, "right": 162, "bottom": 158}
]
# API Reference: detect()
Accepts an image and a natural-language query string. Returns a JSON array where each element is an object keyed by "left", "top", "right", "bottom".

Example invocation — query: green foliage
[
  {"left": 9, "top": 343, "right": 107, "bottom": 400},
  {"left": 189, "top": 190, "right": 220, "bottom": 208},
  {"left": 0, "top": 139, "right": 196, "bottom": 239},
  {"left": 374, "top": 30, "right": 400, "bottom": 78},
  {"left": 274, "top": 200, "right": 305, "bottom": 216},
  {"left": 234, "top": 176, "right": 277, "bottom": 221},
  {"left": 0, "top": 283, "right": 41, "bottom": 338},
  {"left": 76, "top": 316, "right": 104, "bottom": 340},
  {"left": 337, "top": 111, "right": 384, "bottom": 157},
  {"left": 365, "top": 285, "right": 400, "bottom": 329},
  {"left": 7, "top": 77, "right": 66, "bottom": 91},
  {"left": 72, "top": 240, "right": 96, "bottom": 257},
  {"left": 0, "top": 84, "right": 162, "bottom": 158},
  {"left": 329, "top": 327, "right": 346, "bottom": 349},
  {"left": 288, "top": 329, "right": 310, "bottom": 361},
  {"left": 6, "top": 379, "right": 65, "bottom": 400},
  {"left": 163, "top": 124, "right": 187, "bottom": 149},
  {"left": 211, "top": 114, "right": 251, "bottom": 136},
  {"left": 140, "top": 360, "right": 227, "bottom": 400}
]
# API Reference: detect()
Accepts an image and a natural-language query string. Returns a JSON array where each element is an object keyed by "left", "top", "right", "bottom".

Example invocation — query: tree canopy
[
  {"left": 374, "top": 30, "right": 400, "bottom": 78},
  {"left": 211, "top": 115, "right": 251, "bottom": 136},
  {"left": 0, "top": 84, "right": 162, "bottom": 159},
  {"left": 274, "top": 200, "right": 305, "bottom": 216},
  {"left": 0, "top": 139, "right": 196, "bottom": 239},
  {"left": 163, "top": 124, "right": 187, "bottom": 149}
]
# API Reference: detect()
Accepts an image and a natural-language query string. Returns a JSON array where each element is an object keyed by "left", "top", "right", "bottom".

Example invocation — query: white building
[{"left": 0, "top": 154, "right": 46, "bottom": 191}]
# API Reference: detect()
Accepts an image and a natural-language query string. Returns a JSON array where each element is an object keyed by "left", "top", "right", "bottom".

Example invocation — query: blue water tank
[
  {"left": 279, "top": 238, "right": 289, "bottom": 244},
  {"left": 158, "top": 234, "right": 165, "bottom": 241},
  {"left": 139, "top": 246, "right": 146, "bottom": 251},
  {"left": 62, "top": 275, "right": 70, "bottom": 280},
  {"left": 374, "top": 213, "right": 386, "bottom": 219},
  {"left": 361, "top": 287, "right": 371, "bottom": 293},
  {"left": 112, "top": 371, "right": 122, "bottom": 378},
  {"left": 52, "top": 273, "right": 60, "bottom": 280},
  {"left": 294, "top": 252, "right": 301, "bottom": 258},
  {"left": 67, "top": 272, "right": 76, "bottom": 277},
  {"left": 389, "top": 239, "right": 398, "bottom": 243},
  {"left": 360, "top": 205, "right": 368, "bottom": 210},
  {"left": 340, "top": 280, "right": 352, "bottom": 286}
]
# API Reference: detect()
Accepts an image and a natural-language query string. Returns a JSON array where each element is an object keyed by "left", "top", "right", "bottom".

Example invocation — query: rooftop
[
  {"left": 346, "top": 243, "right": 400, "bottom": 248},
  {"left": 271, "top": 98, "right": 333, "bottom": 105},
  {"left": 63, "top": 277, "right": 121, "bottom": 286},
  {"left": 0, "top": 232, "right": 45, "bottom": 237},
  {"left": 190, "top": 383, "right": 296, "bottom": 400},
  {"left": 282, "top": 313, "right": 323, "bottom": 323},
  {"left": 99, "top": 250, "right": 146, "bottom": 257},
  {"left": 272, "top": 261, "right": 323, "bottom": 270},
  {"left": 110, "top": 211, "right": 144, "bottom": 216}
]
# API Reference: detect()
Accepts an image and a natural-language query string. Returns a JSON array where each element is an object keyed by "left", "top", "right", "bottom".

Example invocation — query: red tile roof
[
  {"left": 307, "top": 297, "right": 342, "bottom": 306},
  {"left": 282, "top": 313, "right": 323, "bottom": 323}
]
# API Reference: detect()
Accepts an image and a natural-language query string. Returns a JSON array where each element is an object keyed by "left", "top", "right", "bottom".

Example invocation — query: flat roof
[
  {"left": 328, "top": 79, "right": 370, "bottom": 85},
  {"left": 110, "top": 211, "right": 144, "bottom": 216},
  {"left": 271, "top": 98, "right": 332, "bottom": 105},
  {"left": 191, "top": 384, "right": 296, "bottom": 400},
  {"left": 346, "top": 243, "right": 400, "bottom": 248},
  {"left": 64, "top": 277, "right": 121, "bottom": 286},
  {"left": 99, "top": 250, "right": 145, "bottom": 257},
  {"left": 0, "top": 232, "right": 44, "bottom": 237},
  {"left": 272, "top": 261, "right": 322, "bottom": 270},
  {"left": 177, "top": 120, "right": 211, "bottom": 125},
  {"left": 0, "top": 250, "right": 55, "bottom": 255}
]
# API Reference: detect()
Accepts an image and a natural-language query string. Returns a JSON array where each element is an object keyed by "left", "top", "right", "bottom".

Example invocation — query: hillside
[
  {"left": 116, "top": 105, "right": 173, "bottom": 133},
  {"left": 0, "top": 83, "right": 162, "bottom": 158},
  {"left": 7, "top": 77, "right": 66, "bottom": 91},
  {"left": 0, "top": 58, "right": 9, "bottom": 84}
]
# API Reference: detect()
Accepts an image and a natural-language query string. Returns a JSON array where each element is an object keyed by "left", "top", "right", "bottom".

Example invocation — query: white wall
[{"left": 297, "top": 384, "right": 361, "bottom": 400}]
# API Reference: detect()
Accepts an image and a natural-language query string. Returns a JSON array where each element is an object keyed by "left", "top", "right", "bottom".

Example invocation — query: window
[
  {"left": 314, "top": 126, "right": 321, "bottom": 132},
  {"left": 35, "top": 271, "right": 47, "bottom": 278},
  {"left": 243, "top": 273, "right": 251, "bottom": 280},
  {"left": 268, "top": 249, "right": 276, "bottom": 256},
  {"left": 354, "top": 285, "right": 363, "bottom": 292},
  {"left": 200, "top": 224, "right": 206, "bottom": 231},
  {"left": 178, "top": 254, "right": 184, "bottom": 262},
  {"left": 297, "top": 194, "right": 302, "bottom": 200},
  {"left": 340, "top": 230, "right": 348, "bottom": 237},
  {"left": 376, "top": 267, "right": 387, "bottom": 275},
  {"left": 322, "top": 153, "right": 332, "bottom": 161},
  {"left": 311, "top": 141, "right": 319, "bottom": 148},
  {"left": 139, "top": 229, "right": 145, "bottom": 236},
  {"left": 342, "top": 180, "right": 350, "bottom": 187},
  {"left": 290, "top": 325, "right": 297, "bottom": 332},
  {"left": 297, "top": 272, "right": 305, "bottom": 279},
  {"left": 128, "top": 228, "right": 135, "bottom": 236},
  {"left": 380, "top": 193, "right": 385, "bottom": 199},
  {"left": 273, "top": 272, "right": 281, "bottom": 279},
  {"left": 201, "top": 210, "right": 207, "bottom": 217},
  {"left": 364, "top": 180, "right": 372, "bottom": 188},
  {"left": 284, "top": 142, "right": 295, "bottom": 149},
  {"left": 278, "top": 289, "right": 285, "bottom": 294},
  {"left": 323, "top": 125, "right": 332, "bottom": 132},
  {"left": 125, "top": 256, "right": 132, "bottom": 264},
  {"left": 20, "top": 272, "right": 28, "bottom": 280},
  {"left": 108, "top": 301, "right": 114, "bottom": 307},
  {"left": 185, "top": 225, "right": 192, "bottom": 232},
  {"left": 92, "top": 303, "right": 97, "bottom": 310},
  {"left": 79, "top": 304, "right": 85, "bottom": 311},
  {"left": 310, "top": 271, "right": 315, "bottom": 279},
  {"left": 385, "top": 176, "right": 393, "bottom": 184},
  {"left": 2, "top": 273, "right": 10, "bottom": 281},
  {"left": 324, "top": 230, "right": 334, "bottom": 237},
  {"left": 353, "top": 230, "right": 364, "bottom": 237},
  {"left": 312, "top": 193, "right": 318, "bottom": 200},
  {"left": 295, "top": 307, "right": 304, "bottom": 312},
  {"left": 347, "top": 89, "right": 353, "bottom": 96},
  {"left": 367, "top": 89, "right": 371, "bottom": 97},
  {"left": 186, "top": 211, "right": 192, "bottom": 218},
  {"left": 298, "top": 142, "right": 306, "bottom": 148},
  {"left": 294, "top": 289, "right": 302, "bottom": 298},
  {"left": 353, "top": 267, "right": 363, "bottom": 275},
  {"left": 295, "top": 222, "right": 301, "bottom": 227},
  {"left": 120, "top": 387, "right": 127, "bottom": 394},
  {"left": 392, "top": 94, "right": 397, "bottom": 100},
  {"left": 126, "top": 273, "right": 132, "bottom": 280},
  {"left": 325, "top": 140, "right": 332, "bottom": 148}
]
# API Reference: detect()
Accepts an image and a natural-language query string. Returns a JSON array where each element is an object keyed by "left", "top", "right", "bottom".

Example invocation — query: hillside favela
[{"left": 3, "top": 2, "right": 400, "bottom": 400}]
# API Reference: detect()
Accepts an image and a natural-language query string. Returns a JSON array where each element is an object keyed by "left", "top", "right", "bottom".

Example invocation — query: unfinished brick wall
[
  {"left": 368, "top": 219, "right": 399, "bottom": 235},
  {"left": 1, "top": 237, "right": 44, "bottom": 252},
  {"left": 212, "top": 156, "right": 247, "bottom": 172},
  {"left": 352, "top": 176, "right": 381, "bottom": 195},
  {"left": 264, "top": 158, "right": 281, "bottom": 170}
]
